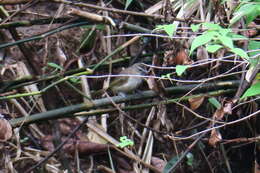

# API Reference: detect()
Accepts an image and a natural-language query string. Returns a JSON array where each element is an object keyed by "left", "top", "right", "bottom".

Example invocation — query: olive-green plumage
[
  {"left": 93, "top": 63, "right": 147, "bottom": 96},
  {"left": 110, "top": 63, "right": 147, "bottom": 94}
]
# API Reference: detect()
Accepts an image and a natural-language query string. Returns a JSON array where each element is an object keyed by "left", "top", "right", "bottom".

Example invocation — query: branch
[{"left": 9, "top": 80, "right": 239, "bottom": 127}]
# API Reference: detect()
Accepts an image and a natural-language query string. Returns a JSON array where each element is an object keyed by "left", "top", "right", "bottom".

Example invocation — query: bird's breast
[{"left": 112, "top": 77, "right": 143, "bottom": 93}]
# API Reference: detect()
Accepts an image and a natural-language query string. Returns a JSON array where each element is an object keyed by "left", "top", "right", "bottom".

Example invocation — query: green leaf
[
  {"left": 176, "top": 65, "right": 189, "bottom": 76},
  {"left": 208, "top": 97, "right": 221, "bottom": 109},
  {"left": 69, "top": 77, "right": 80, "bottom": 84},
  {"left": 186, "top": 153, "right": 194, "bottom": 166},
  {"left": 248, "top": 41, "right": 260, "bottom": 66},
  {"left": 156, "top": 24, "right": 177, "bottom": 37},
  {"left": 206, "top": 44, "right": 223, "bottom": 53},
  {"left": 190, "top": 31, "right": 217, "bottom": 54},
  {"left": 218, "top": 28, "right": 232, "bottom": 36},
  {"left": 116, "top": 136, "right": 134, "bottom": 148},
  {"left": 202, "top": 22, "right": 222, "bottom": 30},
  {"left": 161, "top": 73, "right": 172, "bottom": 79},
  {"left": 241, "top": 82, "right": 260, "bottom": 99},
  {"left": 227, "top": 33, "right": 248, "bottom": 40},
  {"left": 47, "top": 62, "right": 63, "bottom": 71},
  {"left": 230, "top": 3, "right": 258, "bottom": 26},
  {"left": 125, "top": 0, "right": 134, "bottom": 9},
  {"left": 230, "top": 48, "right": 249, "bottom": 59},
  {"left": 245, "top": 4, "right": 260, "bottom": 25},
  {"left": 163, "top": 155, "right": 179, "bottom": 173},
  {"left": 218, "top": 35, "right": 234, "bottom": 49},
  {"left": 191, "top": 24, "right": 201, "bottom": 32},
  {"left": 248, "top": 41, "right": 260, "bottom": 57}
]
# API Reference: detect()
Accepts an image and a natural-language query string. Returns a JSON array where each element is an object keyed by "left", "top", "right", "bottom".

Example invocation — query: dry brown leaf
[
  {"left": 196, "top": 46, "right": 209, "bottom": 61},
  {"left": 213, "top": 108, "right": 225, "bottom": 120},
  {"left": 115, "top": 157, "right": 132, "bottom": 170},
  {"left": 146, "top": 71, "right": 166, "bottom": 98},
  {"left": 0, "top": 118, "right": 12, "bottom": 141},
  {"left": 64, "top": 141, "right": 108, "bottom": 155},
  {"left": 41, "top": 135, "right": 108, "bottom": 155},
  {"left": 147, "top": 76, "right": 160, "bottom": 93},
  {"left": 175, "top": 49, "right": 192, "bottom": 65},
  {"left": 209, "top": 129, "right": 222, "bottom": 147},
  {"left": 87, "top": 122, "right": 108, "bottom": 144},
  {"left": 55, "top": 40, "right": 67, "bottom": 67},
  {"left": 188, "top": 96, "right": 205, "bottom": 110},
  {"left": 151, "top": 157, "right": 166, "bottom": 172},
  {"left": 223, "top": 102, "right": 232, "bottom": 115},
  {"left": 41, "top": 135, "right": 55, "bottom": 152},
  {"left": 245, "top": 22, "right": 258, "bottom": 37},
  {"left": 163, "top": 49, "right": 192, "bottom": 66}
]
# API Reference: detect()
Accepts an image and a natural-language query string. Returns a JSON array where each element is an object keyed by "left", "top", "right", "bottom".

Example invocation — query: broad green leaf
[
  {"left": 208, "top": 97, "right": 221, "bottom": 109},
  {"left": 248, "top": 41, "right": 260, "bottom": 57},
  {"left": 227, "top": 33, "right": 248, "bottom": 40},
  {"left": 248, "top": 41, "right": 260, "bottom": 66},
  {"left": 190, "top": 31, "right": 217, "bottom": 54},
  {"left": 176, "top": 65, "right": 189, "bottom": 76},
  {"left": 191, "top": 24, "right": 201, "bottom": 32},
  {"left": 164, "top": 24, "right": 177, "bottom": 37},
  {"left": 156, "top": 24, "right": 177, "bottom": 37},
  {"left": 125, "top": 0, "right": 134, "bottom": 9},
  {"left": 206, "top": 44, "right": 223, "bottom": 53},
  {"left": 47, "top": 62, "right": 63, "bottom": 70},
  {"left": 218, "top": 35, "right": 234, "bottom": 49},
  {"left": 202, "top": 23, "right": 222, "bottom": 30},
  {"left": 241, "top": 82, "right": 260, "bottom": 99},
  {"left": 230, "top": 3, "right": 257, "bottom": 26},
  {"left": 125, "top": 0, "right": 133, "bottom": 10},
  {"left": 218, "top": 28, "right": 232, "bottom": 36},
  {"left": 163, "top": 155, "right": 179, "bottom": 173},
  {"left": 245, "top": 4, "right": 260, "bottom": 25},
  {"left": 231, "top": 48, "right": 249, "bottom": 59},
  {"left": 256, "top": 73, "right": 260, "bottom": 80}
]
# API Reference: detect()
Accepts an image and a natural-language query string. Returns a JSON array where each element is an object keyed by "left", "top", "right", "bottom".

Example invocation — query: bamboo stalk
[{"left": 9, "top": 80, "right": 239, "bottom": 127}]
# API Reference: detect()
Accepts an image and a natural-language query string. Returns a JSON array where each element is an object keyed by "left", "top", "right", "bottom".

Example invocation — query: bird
[
  {"left": 110, "top": 63, "right": 147, "bottom": 95},
  {"left": 93, "top": 63, "right": 147, "bottom": 96}
]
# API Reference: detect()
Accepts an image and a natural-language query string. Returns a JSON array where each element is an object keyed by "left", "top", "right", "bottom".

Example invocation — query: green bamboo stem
[
  {"left": 0, "top": 17, "right": 73, "bottom": 29},
  {"left": 9, "top": 80, "right": 239, "bottom": 127},
  {"left": 0, "top": 70, "right": 93, "bottom": 100}
]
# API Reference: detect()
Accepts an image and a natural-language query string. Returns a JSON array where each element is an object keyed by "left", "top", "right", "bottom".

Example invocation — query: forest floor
[{"left": 0, "top": 0, "right": 259, "bottom": 173}]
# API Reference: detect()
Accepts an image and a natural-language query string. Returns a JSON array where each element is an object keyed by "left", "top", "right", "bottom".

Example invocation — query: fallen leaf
[
  {"left": 146, "top": 70, "right": 166, "bottom": 98},
  {"left": 188, "top": 96, "right": 205, "bottom": 110},
  {"left": 197, "top": 46, "right": 209, "bottom": 61},
  {"left": 223, "top": 102, "right": 232, "bottom": 115},
  {"left": 245, "top": 22, "right": 258, "bottom": 37},
  {"left": 163, "top": 49, "right": 192, "bottom": 66},
  {"left": 209, "top": 129, "right": 222, "bottom": 147},
  {"left": 0, "top": 117, "right": 12, "bottom": 141},
  {"left": 41, "top": 135, "right": 55, "bottom": 152},
  {"left": 151, "top": 157, "right": 166, "bottom": 172},
  {"left": 174, "top": 49, "right": 191, "bottom": 65},
  {"left": 213, "top": 108, "right": 225, "bottom": 120},
  {"left": 64, "top": 141, "right": 108, "bottom": 155}
]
